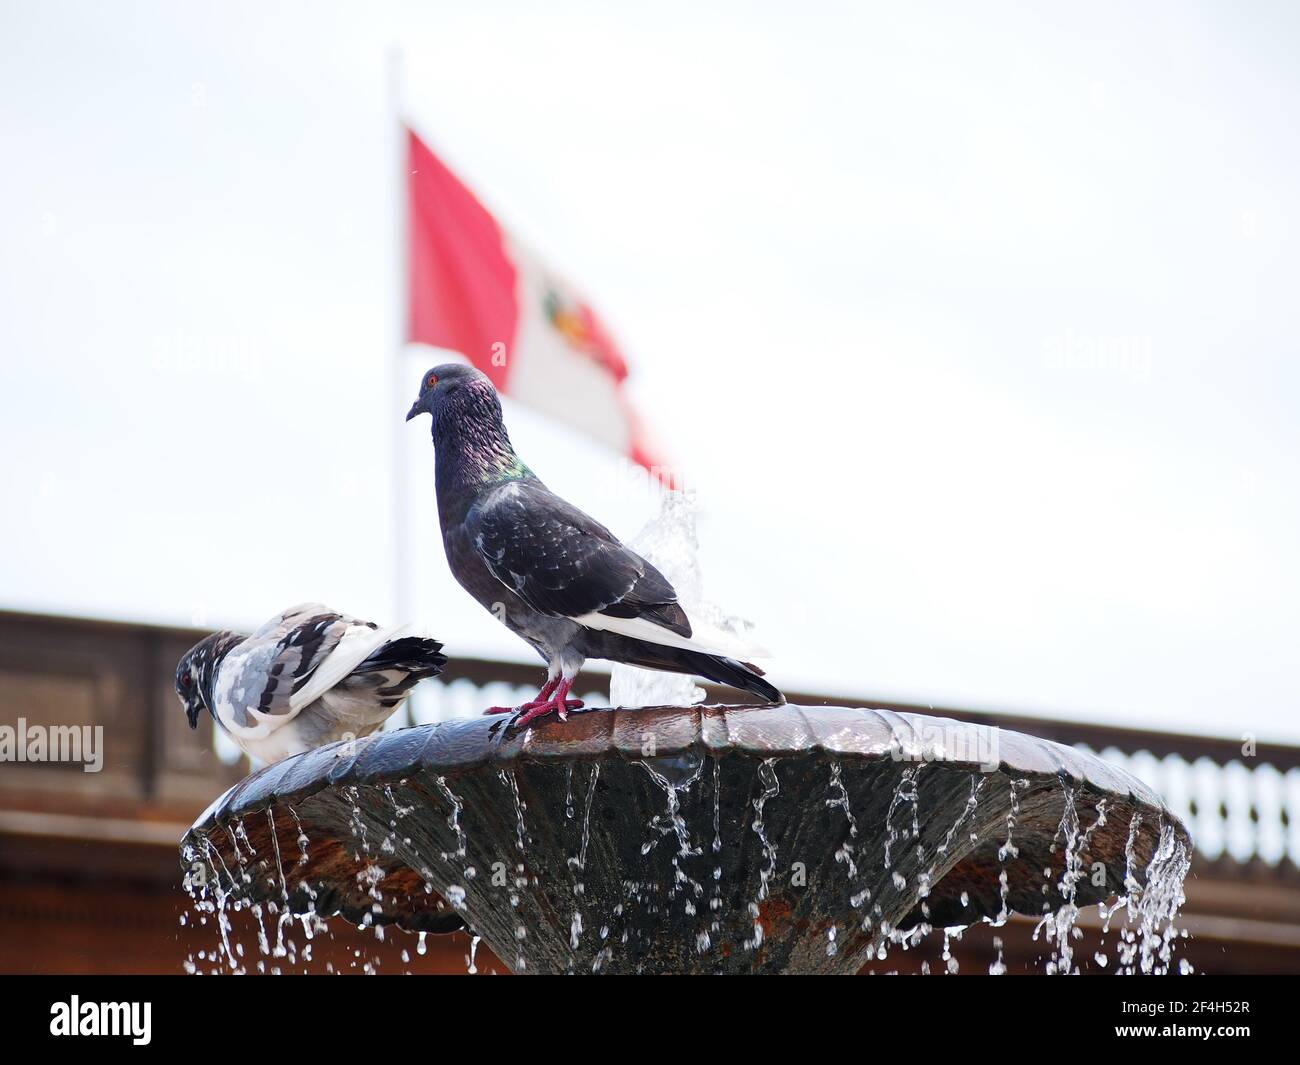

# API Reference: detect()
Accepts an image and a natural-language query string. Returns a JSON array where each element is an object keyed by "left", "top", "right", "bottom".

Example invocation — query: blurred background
[{"left": 0, "top": 0, "right": 1297, "bottom": 973}]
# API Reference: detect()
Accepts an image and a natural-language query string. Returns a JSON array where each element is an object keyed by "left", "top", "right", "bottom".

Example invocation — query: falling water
[
  {"left": 826, "top": 761, "right": 859, "bottom": 881},
  {"left": 578, "top": 763, "right": 600, "bottom": 872},
  {"left": 708, "top": 758, "right": 725, "bottom": 940},
  {"left": 498, "top": 769, "right": 530, "bottom": 972},
  {"left": 288, "top": 807, "right": 310, "bottom": 869},
  {"left": 742, "top": 757, "right": 781, "bottom": 952},
  {"left": 637, "top": 755, "right": 704, "bottom": 861},
  {"left": 432, "top": 776, "right": 468, "bottom": 867},
  {"left": 266, "top": 807, "right": 292, "bottom": 958},
  {"left": 883, "top": 765, "right": 922, "bottom": 870},
  {"left": 1108, "top": 813, "right": 1192, "bottom": 975},
  {"left": 178, "top": 744, "right": 1192, "bottom": 977},
  {"left": 564, "top": 763, "right": 601, "bottom": 961},
  {"left": 1033, "top": 782, "right": 1085, "bottom": 975}
]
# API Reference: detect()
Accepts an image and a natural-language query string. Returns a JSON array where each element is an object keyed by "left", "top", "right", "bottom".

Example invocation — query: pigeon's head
[
  {"left": 405, "top": 363, "right": 501, "bottom": 433},
  {"left": 174, "top": 631, "right": 237, "bottom": 729}
]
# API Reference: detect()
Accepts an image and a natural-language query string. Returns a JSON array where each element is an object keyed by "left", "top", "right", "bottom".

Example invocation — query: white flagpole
[{"left": 388, "top": 46, "right": 416, "bottom": 724}]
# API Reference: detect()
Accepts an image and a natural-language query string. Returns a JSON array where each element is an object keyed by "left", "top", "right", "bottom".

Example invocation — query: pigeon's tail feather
[
  {"left": 684, "top": 652, "right": 783, "bottom": 703},
  {"left": 615, "top": 641, "right": 783, "bottom": 704},
  {"left": 355, "top": 636, "right": 447, "bottom": 681}
]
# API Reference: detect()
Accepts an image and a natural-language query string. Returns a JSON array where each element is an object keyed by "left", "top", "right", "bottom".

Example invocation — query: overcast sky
[{"left": 2, "top": 1, "right": 1297, "bottom": 740}]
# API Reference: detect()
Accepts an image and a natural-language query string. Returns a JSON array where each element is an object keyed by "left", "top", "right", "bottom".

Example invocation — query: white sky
[{"left": 1, "top": 1, "right": 1297, "bottom": 740}]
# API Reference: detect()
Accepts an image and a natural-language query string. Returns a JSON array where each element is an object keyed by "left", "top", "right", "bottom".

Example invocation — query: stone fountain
[{"left": 180, "top": 703, "right": 1191, "bottom": 975}]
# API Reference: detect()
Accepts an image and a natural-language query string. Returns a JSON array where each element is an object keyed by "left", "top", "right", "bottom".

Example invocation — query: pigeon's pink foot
[
  {"left": 484, "top": 676, "right": 564, "bottom": 717},
  {"left": 513, "top": 679, "right": 579, "bottom": 728},
  {"left": 500, "top": 696, "right": 585, "bottom": 720}
]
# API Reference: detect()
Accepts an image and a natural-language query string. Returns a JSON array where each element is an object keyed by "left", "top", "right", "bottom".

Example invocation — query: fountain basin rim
[{"left": 181, "top": 703, "right": 1180, "bottom": 845}]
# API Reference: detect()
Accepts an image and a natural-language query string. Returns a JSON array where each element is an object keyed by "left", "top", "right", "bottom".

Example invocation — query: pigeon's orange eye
[
  {"left": 427, "top": 374, "right": 438, "bottom": 388},
  {"left": 180, "top": 673, "right": 190, "bottom": 688}
]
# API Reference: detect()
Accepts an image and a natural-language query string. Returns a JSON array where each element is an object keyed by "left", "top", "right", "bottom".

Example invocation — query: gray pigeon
[
  {"left": 174, "top": 603, "right": 446, "bottom": 762},
  {"left": 405, "top": 363, "right": 782, "bottom": 727}
]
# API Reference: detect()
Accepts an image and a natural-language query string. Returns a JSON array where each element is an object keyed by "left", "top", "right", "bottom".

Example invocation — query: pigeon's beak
[
  {"left": 185, "top": 703, "right": 201, "bottom": 730},
  {"left": 405, "top": 398, "right": 424, "bottom": 422}
]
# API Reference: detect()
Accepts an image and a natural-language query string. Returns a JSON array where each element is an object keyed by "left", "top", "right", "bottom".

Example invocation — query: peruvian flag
[{"left": 405, "top": 127, "right": 664, "bottom": 475}]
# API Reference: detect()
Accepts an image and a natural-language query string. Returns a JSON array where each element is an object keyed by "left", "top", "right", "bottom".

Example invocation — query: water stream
[{"left": 181, "top": 754, "right": 1192, "bottom": 976}]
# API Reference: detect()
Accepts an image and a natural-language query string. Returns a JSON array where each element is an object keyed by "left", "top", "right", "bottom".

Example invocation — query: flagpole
[{"left": 388, "top": 46, "right": 415, "bottom": 725}]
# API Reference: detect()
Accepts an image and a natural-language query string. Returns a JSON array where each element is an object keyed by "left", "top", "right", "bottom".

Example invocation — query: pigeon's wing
[
  {"left": 248, "top": 602, "right": 333, "bottom": 640},
  {"left": 469, "top": 483, "right": 772, "bottom": 661},
  {"left": 212, "top": 607, "right": 402, "bottom": 739},
  {"left": 467, "top": 481, "right": 692, "bottom": 636}
]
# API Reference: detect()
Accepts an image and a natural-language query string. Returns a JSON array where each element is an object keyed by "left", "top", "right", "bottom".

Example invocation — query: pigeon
[
  {"left": 174, "top": 603, "right": 446, "bottom": 763},
  {"left": 405, "top": 362, "right": 782, "bottom": 727}
]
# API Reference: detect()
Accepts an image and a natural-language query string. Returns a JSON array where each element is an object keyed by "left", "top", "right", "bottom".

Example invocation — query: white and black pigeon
[
  {"left": 174, "top": 604, "right": 446, "bottom": 763},
  {"left": 405, "top": 363, "right": 782, "bottom": 728}
]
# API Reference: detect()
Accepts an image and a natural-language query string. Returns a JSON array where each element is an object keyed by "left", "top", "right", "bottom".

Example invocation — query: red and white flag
[{"left": 405, "top": 127, "right": 664, "bottom": 475}]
